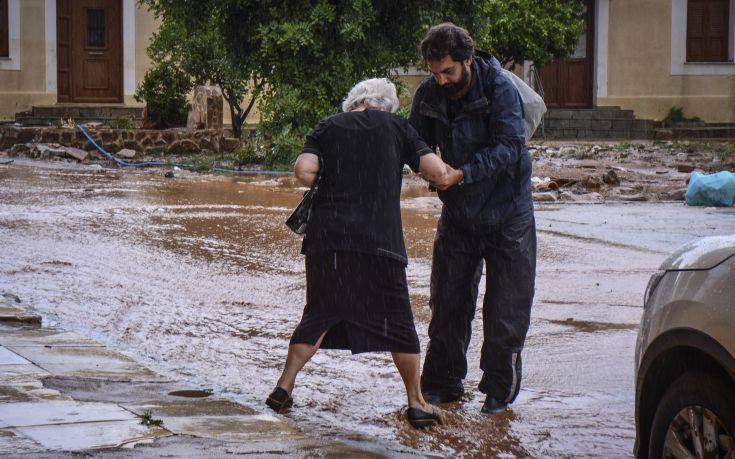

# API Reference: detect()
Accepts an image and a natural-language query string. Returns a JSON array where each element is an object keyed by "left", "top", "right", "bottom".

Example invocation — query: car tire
[{"left": 648, "top": 372, "right": 735, "bottom": 459}]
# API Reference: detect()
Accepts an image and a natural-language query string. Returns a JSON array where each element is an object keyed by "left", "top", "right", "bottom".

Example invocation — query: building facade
[
  {"left": 1, "top": 1, "right": 734, "bottom": 124},
  {"left": 0, "top": 0, "right": 155, "bottom": 120}
]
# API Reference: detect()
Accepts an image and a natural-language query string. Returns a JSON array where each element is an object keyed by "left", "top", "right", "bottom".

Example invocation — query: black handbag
[{"left": 285, "top": 159, "right": 322, "bottom": 235}]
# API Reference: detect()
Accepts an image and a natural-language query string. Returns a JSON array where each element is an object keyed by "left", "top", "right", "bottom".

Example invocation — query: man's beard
[{"left": 440, "top": 63, "right": 470, "bottom": 98}]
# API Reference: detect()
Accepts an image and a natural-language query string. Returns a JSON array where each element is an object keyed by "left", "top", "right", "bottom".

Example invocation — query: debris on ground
[
  {"left": 602, "top": 169, "right": 620, "bottom": 186},
  {"left": 62, "top": 147, "right": 88, "bottom": 161},
  {"left": 4, "top": 138, "right": 733, "bottom": 203},
  {"left": 533, "top": 191, "right": 557, "bottom": 202},
  {"left": 582, "top": 176, "right": 604, "bottom": 192},
  {"left": 530, "top": 140, "right": 734, "bottom": 203},
  {"left": 117, "top": 148, "right": 137, "bottom": 159},
  {"left": 531, "top": 176, "right": 559, "bottom": 191}
]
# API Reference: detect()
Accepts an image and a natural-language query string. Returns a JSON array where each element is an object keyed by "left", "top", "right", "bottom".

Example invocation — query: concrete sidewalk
[{"left": 0, "top": 294, "right": 403, "bottom": 457}]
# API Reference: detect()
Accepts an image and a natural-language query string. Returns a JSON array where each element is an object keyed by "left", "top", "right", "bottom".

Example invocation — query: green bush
[
  {"left": 134, "top": 61, "right": 192, "bottom": 128},
  {"left": 232, "top": 135, "right": 265, "bottom": 167},
  {"left": 264, "top": 127, "right": 304, "bottom": 169},
  {"left": 191, "top": 155, "right": 214, "bottom": 173},
  {"left": 662, "top": 107, "right": 702, "bottom": 126},
  {"left": 108, "top": 116, "right": 136, "bottom": 130},
  {"left": 257, "top": 85, "right": 332, "bottom": 167}
]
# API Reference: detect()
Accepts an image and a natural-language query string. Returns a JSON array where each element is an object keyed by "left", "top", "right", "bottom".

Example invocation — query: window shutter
[
  {"left": 0, "top": 0, "right": 9, "bottom": 58},
  {"left": 687, "top": 0, "right": 731, "bottom": 62},
  {"left": 707, "top": 0, "right": 730, "bottom": 61}
]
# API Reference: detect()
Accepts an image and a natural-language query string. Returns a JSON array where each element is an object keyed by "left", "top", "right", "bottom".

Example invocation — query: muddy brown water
[{"left": 2, "top": 160, "right": 734, "bottom": 457}]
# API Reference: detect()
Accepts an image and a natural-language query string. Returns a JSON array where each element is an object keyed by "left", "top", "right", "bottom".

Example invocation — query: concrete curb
[{"left": 0, "top": 296, "right": 407, "bottom": 457}]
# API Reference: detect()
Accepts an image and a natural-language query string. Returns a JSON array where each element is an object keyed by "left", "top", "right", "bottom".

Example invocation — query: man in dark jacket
[{"left": 409, "top": 23, "right": 536, "bottom": 414}]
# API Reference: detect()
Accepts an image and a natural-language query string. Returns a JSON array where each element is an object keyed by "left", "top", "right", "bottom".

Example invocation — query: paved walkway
[{"left": 0, "top": 294, "right": 407, "bottom": 457}]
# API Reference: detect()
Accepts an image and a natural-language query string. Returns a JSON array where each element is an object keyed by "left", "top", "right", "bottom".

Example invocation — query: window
[
  {"left": 86, "top": 9, "right": 105, "bottom": 47},
  {"left": 687, "top": 0, "right": 731, "bottom": 62},
  {"left": 0, "top": 0, "right": 9, "bottom": 58}
]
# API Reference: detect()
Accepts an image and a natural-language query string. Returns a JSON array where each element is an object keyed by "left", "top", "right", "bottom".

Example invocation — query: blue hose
[
  {"left": 76, "top": 124, "right": 290, "bottom": 176},
  {"left": 76, "top": 124, "right": 185, "bottom": 168},
  {"left": 212, "top": 167, "right": 290, "bottom": 176}
]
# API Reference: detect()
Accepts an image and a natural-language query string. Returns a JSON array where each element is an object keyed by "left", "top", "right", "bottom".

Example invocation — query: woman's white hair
[{"left": 341, "top": 78, "right": 399, "bottom": 113}]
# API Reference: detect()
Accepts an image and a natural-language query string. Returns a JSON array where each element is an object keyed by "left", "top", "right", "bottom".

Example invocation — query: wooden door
[
  {"left": 58, "top": 0, "right": 122, "bottom": 103},
  {"left": 538, "top": 0, "right": 595, "bottom": 109}
]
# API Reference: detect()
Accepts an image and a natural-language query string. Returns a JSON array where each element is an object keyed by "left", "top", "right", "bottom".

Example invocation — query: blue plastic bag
[{"left": 685, "top": 171, "right": 735, "bottom": 207}]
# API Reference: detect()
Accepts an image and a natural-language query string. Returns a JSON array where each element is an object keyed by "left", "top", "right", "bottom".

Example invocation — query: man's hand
[{"left": 430, "top": 165, "right": 464, "bottom": 190}]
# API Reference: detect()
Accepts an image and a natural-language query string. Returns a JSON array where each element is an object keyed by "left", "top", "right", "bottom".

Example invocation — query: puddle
[{"left": 2, "top": 162, "right": 733, "bottom": 456}]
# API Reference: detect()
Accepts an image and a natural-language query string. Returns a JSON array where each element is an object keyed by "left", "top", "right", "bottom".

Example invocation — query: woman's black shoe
[
  {"left": 407, "top": 407, "right": 441, "bottom": 429},
  {"left": 266, "top": 387, "right": 293, "bottom": 412}
]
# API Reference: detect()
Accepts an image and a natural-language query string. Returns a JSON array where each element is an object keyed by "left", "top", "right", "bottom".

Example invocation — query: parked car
[{"left": 635, "top": 235, "right": 735, "bottom": 458}]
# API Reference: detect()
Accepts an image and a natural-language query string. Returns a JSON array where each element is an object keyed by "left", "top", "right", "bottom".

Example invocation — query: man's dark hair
[{"left": 420, "top": 23, "right": 475, "bottom": 62}]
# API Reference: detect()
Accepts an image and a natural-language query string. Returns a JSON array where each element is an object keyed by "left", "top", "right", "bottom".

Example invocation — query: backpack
[
  {"left": 500, "top": 68, "right": 547, "bottom": 141},
  {"left": 476, "top": 50, "right": 546, "bottom": 141}
]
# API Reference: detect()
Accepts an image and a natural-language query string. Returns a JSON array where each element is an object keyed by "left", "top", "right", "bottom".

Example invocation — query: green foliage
[
  {"left": 108, "top": 116, "right": 136, "bottom": 130},
  {"left": 662, "top": 107, "right": 702, "bottom": 126},
  {"left": 58, "top": 118, "right": 76, "bottom": 129},
  {"left": 232, "top": 135, "right": 265, "bottom": 166},
  {"left": 395, "top": 105, "right": 411, "bottom": 119},
  {"left": 138, "top": 0, "right": 264, "bottom": 137},
  {"left": 191, "top": 155, "right": 215, "bottom": 173},
  {"left": 449, "top": 0, "right": 586, "bottom": 68},
  {"left": 139, "top": 411, "right": 163, "bottom": 427},
  {"left": 263, "top": 126, "right": 305, "bottom": 169},
  {"left": 221, "top": 0, "right": 431, "bottom": 164},
  {"left": 134, "top": 61, "right": 191, "bottom": 128},
  {"left": 141, "top": 0, "right": 584, "bottom": 164}
]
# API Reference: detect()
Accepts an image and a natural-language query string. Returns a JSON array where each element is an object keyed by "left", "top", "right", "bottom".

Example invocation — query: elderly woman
[{"left": 266, "top": 78, "right": 450, "bottom": 428}]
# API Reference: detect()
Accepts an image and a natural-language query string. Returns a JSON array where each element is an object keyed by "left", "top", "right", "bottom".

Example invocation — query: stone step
[
  {"left": 30, "top": 105, "right": 143, "bottom": 119},
  {"left": 535, "top": 126, "right": 654, "bottom": 140},
  {"left": 654, "top": 126, "right": 735, "bottom": 140},
  {"left": 545, "top": 107, "right": 636, "bottom": 121},
  {"left": 15, "top": 105, "right": 143, "bottom": 126},
  {"left": 14, "top": 115, "right": 133, "bottom": 127}
]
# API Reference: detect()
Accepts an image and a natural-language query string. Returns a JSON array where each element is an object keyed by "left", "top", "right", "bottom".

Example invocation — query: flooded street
[{"left": 1, "top": 160, "right": 734, "bottom": 457}]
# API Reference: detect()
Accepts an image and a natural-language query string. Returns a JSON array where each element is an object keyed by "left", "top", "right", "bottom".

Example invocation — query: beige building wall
[
  {"left": 0, "top": 0, "right": 54, "bottom": 119},
  {"left": 3, "top": 0, "right": 734, "bottom": 125},
  {"left": 598, "top": 0, "right": 735, "bottom": 123}
]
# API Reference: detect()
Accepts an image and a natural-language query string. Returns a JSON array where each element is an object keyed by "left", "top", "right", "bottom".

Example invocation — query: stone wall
[{"left": 0, "top": 126, "right": 222, "bottom": 156}]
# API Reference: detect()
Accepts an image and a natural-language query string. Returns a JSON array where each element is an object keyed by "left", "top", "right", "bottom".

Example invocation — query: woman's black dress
[{"left": 289, "top": 109, "right": 432, "bottom": 354}]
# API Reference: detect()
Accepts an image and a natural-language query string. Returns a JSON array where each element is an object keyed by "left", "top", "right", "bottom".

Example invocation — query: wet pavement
[{"left": 1, "top": 159, "right": 734, "bottom": 457}]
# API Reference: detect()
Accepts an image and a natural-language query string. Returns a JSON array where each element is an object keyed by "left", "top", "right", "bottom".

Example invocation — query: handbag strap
[{"left": 311, "top": 155, "right": 324, "bottom": 193}]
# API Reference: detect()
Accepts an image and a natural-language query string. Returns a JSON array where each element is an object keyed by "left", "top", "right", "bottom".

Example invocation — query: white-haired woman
[{"left": 266, "top": 78, "right": 449, "bottom": 428}]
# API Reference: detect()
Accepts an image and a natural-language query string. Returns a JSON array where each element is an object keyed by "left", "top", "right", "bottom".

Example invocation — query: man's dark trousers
[{"left": 421, "top": 210, "right": 536, "bottom": 403}]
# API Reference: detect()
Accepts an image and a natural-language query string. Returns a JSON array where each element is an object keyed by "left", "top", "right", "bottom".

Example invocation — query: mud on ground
[
  {"left": 526, "top": 140, "right": 735, "bottom": 203},
  {"left": 3, "top": 139, "right": 734, "bottom": 204}
]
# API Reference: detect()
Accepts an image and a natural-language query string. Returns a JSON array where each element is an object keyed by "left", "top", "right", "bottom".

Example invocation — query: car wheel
[{"left": 649, "top": 372, "right": 735, "bottom": 459}]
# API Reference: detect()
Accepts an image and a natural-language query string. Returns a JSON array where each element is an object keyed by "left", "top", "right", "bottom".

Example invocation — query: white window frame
[
  {"left": 0, "top": 0, "right": 20, "bottom": 71},
  {"left": 671, "top": 0, "right": 735, "bottom": 75}
]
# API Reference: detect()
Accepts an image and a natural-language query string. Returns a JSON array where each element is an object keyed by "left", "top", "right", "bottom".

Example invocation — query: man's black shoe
[
  {"left": 423, "top": 390, "right": 463, "bottom": 404},
  {"left": 481, "top": 396, "right": 508, "bottom": 414}
]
